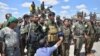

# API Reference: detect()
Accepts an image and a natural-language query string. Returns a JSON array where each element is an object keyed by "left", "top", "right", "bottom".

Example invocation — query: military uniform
[
  {"left": 62, "top": 26, "right": 71, "bottom": 56},
  {"left": 0, "top": 17, "right": 19, "bottom": 56},
  {"left": 85, "top": 22, "right": 96, "bottom": 55},
  {"left": 39, "top": 23, "right": 48, "bottom": 37},
  {"left": 95, "top": 25, "right": 100, "bottom": 41},
  {"left": 20, "top": 22, "right": 29, "bottom": 56},
  {"left": 1, "top": 21, "right": 8, "bottom": 28},
  {"left": 72, "top": 21, "right": 85, "bottom": 56},
  {"left": 47, "top": 19, "right": 58, "bottom": 56},
  {"left": 0, "top": 36, "right": 5, "bottom": 56},
  {"left": 27, "top": 22, "right": 44, "bottom": 56}
]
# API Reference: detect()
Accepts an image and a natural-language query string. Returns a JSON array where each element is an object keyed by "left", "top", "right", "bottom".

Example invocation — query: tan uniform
[
  {"left": 72, "top": 21, "right": 85, "bottom": 56},
  {"left": 85, "top": 23, "right": 95, "bottom": 55},
  {"left": 62, "top": 26, "right": 71, "bottom": 56}
]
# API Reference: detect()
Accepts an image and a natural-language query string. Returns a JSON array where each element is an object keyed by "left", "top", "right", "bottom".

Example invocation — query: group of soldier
[{"left": 0, "top": 1, "right": 100, "bottom": 56}]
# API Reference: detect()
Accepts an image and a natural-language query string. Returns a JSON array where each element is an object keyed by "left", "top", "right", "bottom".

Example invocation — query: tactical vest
[
  {"left": 47, "top": 25, "right": 58, "bottom": 42},
  {"left": 63, "top": 26, "right": 71, "bottom": 43}
]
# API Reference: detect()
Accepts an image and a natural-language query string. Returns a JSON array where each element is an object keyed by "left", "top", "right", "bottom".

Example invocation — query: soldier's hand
[
  {"left": 59, "top": 37, "right": 63, "bottom": 41},
  {"left": 85, "top": 35, "right": 89, "bottom": 39}
]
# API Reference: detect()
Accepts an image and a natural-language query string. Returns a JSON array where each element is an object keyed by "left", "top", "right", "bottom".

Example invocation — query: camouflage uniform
[
  {"left": 20, "top": 22, "right": 29, "bottom": 56},
  {"left": 62, "top": 26, "right": 71, "bottom": 56},
  {"left": 47, "top": 19, "right": 58, "bottom": 56},
  {"left": 1, "top": 21, "right": 8, "bottom": 28},
  {"left": 0, "top": 27, "right": 19, "bottom": 56},
  {"left": 27, "top": 22, "right": 44, "bottom": 56},
  {"left": 85, "top": 22, "right": 96, "bottom": 55},
  {"left": 72, "top": 21, "right": 85, "bottom": 56},
  {"left": 0, "top": 35, "right": 5, "bottom": 56},
  {"left": 95, "top": 25, "right": 100, "bottom": 41},
  {"left": 0, "top": 23, "right": 4, "bottom": 55}
]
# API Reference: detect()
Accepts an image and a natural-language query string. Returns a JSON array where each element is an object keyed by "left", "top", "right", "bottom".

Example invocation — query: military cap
[{"left": 8, "top": 16, "right": 18, "bottom": 23}]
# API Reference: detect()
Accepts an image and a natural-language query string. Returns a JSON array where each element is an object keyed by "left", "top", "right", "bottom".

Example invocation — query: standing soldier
[
  {"left": 47, "top": 12, "right": 58, "bottom": 56},
  {"left": 1, "top": 13, "right": 12, "bottom": 28},
  {"left": 29, "top": 1, "right": 36, "bottom": 15},
  {"left": 0, "top": 16, "right": 19, "bottom": 56},
  {"left": 85, "top": 21, "right": 95, "bottom": 56},
  {"left": 95, "top": 23, "right": 100, "bottom": 41},
  {"left": 72, "top": 12, "right": 85, "bottom": 56},
  {"left": 20, "top": 14, "right": 30, "bottom": 56},
  {"left": 0, "top": 13, "right": 12, "bottom": 56},
  {"left": 56, "top": 15, "right": 63, "bottom": 56},
  {"left": 62, "top": 19, "right": 72, "bottom": 56},
  {"left": 39, "top": 16, "right": 48, "bottom": 39},
  {"left": 27, "top": 14, "right": 44, "bottom": 56}
]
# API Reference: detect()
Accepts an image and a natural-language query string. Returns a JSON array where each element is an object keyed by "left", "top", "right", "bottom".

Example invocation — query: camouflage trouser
[
  {"left": 20, "top": 34, "right": 27, "bottom": 56},
  {"left": 48, "top": 42, "right": 58, "bottom": 56},
  {"left": 95, "top": 34, "right": 100, "bottom": 41},
  {"left": 0, "top": 42, "right": 3, "bottom": 53},
  {"left": 85, "top": 35, "right": 95, "bottom": 55},
  {"left": 0, "top": 42, "right": 5, "bottom": 56},
  {"left": 62, "top": 43, "right": 70, "bottom": 56},
  {"left": 27, "top": 41, "right": 39, "bottom": 56},
  {"left": 5, "top": 47, "right": 15, "bottom": 56},
  {"left": 74, "top": 36, "right": 84, "bottom": 56}
]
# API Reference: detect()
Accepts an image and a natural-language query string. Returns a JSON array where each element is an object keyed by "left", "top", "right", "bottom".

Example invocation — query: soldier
[
  {"left": 29, "top": 1, "right": 36, "bottom": 15},
  {"left": 39, "top": 16, "right": 47, "bottom": 33},
  {"left": 0, "top": 23, "right": 5, "bottom": 55},
  {"left": 0, "top": 13, "right": 12, "bottom": 56},
  {"left": 0, "top": 16, "right": 19, "bottom": 56},
  {"left": 62, "top": 19, "right": 72, "bottom": 56},
  {"left": 1, "top": 13, "right": 12, "bottom": 28},
  {"left": 27, "top": 14, "right": 44, "bottom": 56},
  {"left": 20, "top": 14, "right": 30, "bottom": 56},
  {"left": 95, "top": 23, "right": 100, "bottom": 41},
  {"left": 56, "top": 15, "right": 63, "bottom": 56},
  {"left": 72, "top": 12, "right": 85, "bottom": 56},
  {"left": 84, "top": 21, "right": 96, "bottom": 56},
  {"left": 47, "top": 12, "right": 58, "bottom": 56}
]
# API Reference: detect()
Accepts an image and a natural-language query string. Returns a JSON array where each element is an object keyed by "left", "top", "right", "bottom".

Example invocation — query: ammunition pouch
[
  {"left": 47, "top": 34, "right": 58, "bottom": 42},
  {"left": 47, "top": 25, "right": 58, "bottom": 42}
]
